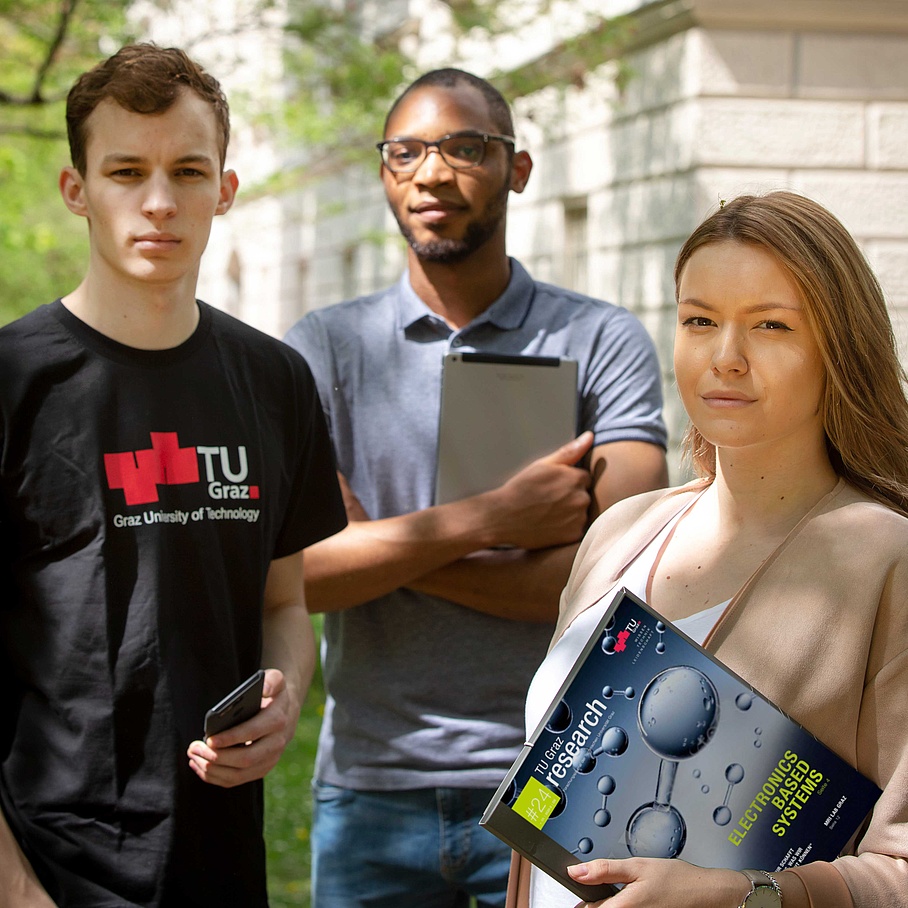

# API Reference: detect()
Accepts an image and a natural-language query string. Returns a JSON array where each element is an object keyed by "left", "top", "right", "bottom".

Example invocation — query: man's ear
[
  {"left": 59, "top": 166, "right": 88, "bottom": 218},
  {"left": 509, "top": 150, "right": 533, "bottom": 194},
  {"left": 216, "top": 169, "right": 239, "bottom": 216}
]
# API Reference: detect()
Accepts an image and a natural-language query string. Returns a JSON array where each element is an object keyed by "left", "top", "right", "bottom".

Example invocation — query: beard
[{"left": 393, "top": 178, "right": 510, "bottom": 264}]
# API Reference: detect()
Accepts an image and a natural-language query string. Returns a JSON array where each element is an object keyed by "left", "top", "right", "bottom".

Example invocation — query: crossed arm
[{"left": 302, "top": 435, "right": 668, "bottom": 622}]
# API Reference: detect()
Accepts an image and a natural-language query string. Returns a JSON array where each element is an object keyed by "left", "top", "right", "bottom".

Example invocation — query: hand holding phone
[{"left": 203, "top": 669, "right": 266, "bottom": 740}]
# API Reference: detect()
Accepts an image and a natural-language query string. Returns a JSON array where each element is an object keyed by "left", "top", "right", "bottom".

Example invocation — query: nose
[
  {"left": 412, "top": 145, "right": 454, "bottom": 185},
  {"left": 142, "top": 172, "right": 177, "bottom": 220},
  {"left": 711, "top": 327, "right": 748, "bottom": 374}
]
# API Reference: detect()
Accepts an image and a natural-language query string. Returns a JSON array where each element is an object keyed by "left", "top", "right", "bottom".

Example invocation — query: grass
[{"left": 265, "top": 639, "right": 326, "bottom": 908}]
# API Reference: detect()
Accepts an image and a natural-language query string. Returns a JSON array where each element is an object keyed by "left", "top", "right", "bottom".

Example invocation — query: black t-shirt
[{"left": 0, "top": 301, "right": 346, "bottom": 906}]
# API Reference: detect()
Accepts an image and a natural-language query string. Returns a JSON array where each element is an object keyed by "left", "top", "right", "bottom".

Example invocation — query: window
[{"left": 563, "top": 198, "right": 589, "bottom": 294}]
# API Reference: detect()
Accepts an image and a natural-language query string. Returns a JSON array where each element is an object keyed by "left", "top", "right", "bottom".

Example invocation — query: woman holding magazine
[{"left": 510, "top": 192, "right": 908, "bottom": 908}]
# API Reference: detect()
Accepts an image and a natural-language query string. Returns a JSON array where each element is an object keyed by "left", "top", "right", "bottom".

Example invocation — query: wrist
[
  {"left": 737, "top": 869, "right": 782, "bottom": 908},
  {"left": 460, "top": 488, "right": 506, "bottom": 549}
]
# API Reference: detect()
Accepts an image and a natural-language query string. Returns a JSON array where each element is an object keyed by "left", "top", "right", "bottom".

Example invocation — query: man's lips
[
  {"left": 133, "top": 234, "right": 181, "bottom": 248},
  {"left": 410, "top": 200, "right": 465, "bottom": 223}
]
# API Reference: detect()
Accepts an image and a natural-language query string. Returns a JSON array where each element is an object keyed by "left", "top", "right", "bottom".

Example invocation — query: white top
[{"left": 526, "top": 499, "right": 730, "bottom": 907}]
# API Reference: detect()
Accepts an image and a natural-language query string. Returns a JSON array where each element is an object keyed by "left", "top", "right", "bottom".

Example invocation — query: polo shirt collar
[{"left": 395, "top": 258, "right": 535, "bottom": 333}]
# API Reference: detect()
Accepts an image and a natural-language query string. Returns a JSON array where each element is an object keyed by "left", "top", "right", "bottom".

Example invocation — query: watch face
[{"left": 744, "top": 886, "right": 781, "bottom": 908}]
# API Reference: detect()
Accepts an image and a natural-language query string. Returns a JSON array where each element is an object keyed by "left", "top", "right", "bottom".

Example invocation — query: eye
[
  {"left": 681, "top": 316, "right": 715, "bottom": 328},
  {"left": 385, "top": 141, "right": 421, "bottom": 165},
  {"left": 110, "top": 168, "right": 141, "bottom": 178},
  {"left": 442, "top": 136, "right": 484, "bottom": 165},
  {"left": 757, "top": 319, "right": 792, "bottom": 331},
  {"left": 176, "top": 168, "right": 206, "bottom": 177}
]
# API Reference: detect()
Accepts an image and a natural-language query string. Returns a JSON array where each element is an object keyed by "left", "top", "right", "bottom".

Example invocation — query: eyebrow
[
  {"left": 385, "top": 130, "right": 488, "bottom": 142},
  {"left": 677, "top": 297, "right": 803, "bottom": 313},
  {"left": 100, "top": 153, "right": 216, "bottom": 167}
]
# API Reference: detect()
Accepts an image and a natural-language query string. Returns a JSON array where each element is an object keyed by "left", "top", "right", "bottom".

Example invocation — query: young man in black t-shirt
[{"left": 0, "top": 44, "right": 345, "bottom": 907}]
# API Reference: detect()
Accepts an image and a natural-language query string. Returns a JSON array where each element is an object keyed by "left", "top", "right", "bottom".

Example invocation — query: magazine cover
[{"left": 480, "top": 588, "right": 882, "bottom": 901}]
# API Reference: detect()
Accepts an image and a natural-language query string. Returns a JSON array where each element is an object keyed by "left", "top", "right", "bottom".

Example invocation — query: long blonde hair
[{"left": 674, "top": 191, "right": 908, "bottom": 516}]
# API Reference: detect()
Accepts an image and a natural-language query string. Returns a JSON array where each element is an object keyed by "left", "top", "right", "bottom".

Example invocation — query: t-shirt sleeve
[
  {"left": 581, "top": 308, "right": 667, "bottom": 449},
  {"left": 283, "top": 314, "right": 333, "bottom": 429},
  {"left": 272, "top": 349, "right": 346, "bottom": 559}
]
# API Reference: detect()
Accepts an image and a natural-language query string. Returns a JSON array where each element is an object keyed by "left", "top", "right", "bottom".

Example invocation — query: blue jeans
[{"left": 311, "top": 782, "right": 511, "bottom": 908}]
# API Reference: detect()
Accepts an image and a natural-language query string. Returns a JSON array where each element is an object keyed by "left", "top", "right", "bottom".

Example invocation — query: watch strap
[{"left": 738, "top": 869, "right": 782, "bottom": 908}]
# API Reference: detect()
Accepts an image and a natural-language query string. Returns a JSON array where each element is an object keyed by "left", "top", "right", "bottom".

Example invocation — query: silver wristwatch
[{"left": 737, "top": 869, "right": 782, "bottom": 908}]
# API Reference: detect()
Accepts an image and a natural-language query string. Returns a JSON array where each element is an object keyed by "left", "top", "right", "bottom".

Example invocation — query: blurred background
[
  {"left": 6, "top": 0, "right": 908, "bottom": 476},
  {"left": 4, "top": 2, "right": 908, "bottom": 902}
]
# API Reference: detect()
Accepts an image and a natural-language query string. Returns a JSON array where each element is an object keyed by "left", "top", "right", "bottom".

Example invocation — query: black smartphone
[{"left": 203, "top": 669, "right": 266, "bottom": 740}]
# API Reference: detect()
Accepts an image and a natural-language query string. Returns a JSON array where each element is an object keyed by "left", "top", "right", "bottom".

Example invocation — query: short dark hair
[
  {"left": 66, "top": 43, "right": 230, "bottom": 175},
  {"left": 384, "top": 68, "right": 514, "bottom": 138}
]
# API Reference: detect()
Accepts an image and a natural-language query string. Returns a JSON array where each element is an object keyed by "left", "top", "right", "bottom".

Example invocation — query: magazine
[{"left": 480, "top": 588, "right": 882, "bottom": 901}]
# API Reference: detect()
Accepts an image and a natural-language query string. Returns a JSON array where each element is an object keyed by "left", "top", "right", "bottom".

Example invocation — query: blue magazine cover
[{"left": 480, "top": 588, "right": 881, "bottom": 901}]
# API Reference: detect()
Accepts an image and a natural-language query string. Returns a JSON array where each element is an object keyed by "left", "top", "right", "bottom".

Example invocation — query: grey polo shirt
[{"left": 284, "top": 259, "right": 666, "bottom": 790}]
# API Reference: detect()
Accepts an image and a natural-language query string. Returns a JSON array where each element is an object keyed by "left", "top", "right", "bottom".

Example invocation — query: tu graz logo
[{"left": 104, "top": 431, "right": 259, "bottom": 505}]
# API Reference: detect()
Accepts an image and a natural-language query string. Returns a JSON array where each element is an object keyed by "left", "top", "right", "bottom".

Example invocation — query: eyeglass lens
[{"left": 383, "top": 135, "right": 487, "bottom": 172}]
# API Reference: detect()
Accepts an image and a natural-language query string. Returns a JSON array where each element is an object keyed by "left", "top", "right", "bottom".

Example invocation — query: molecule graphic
[
  {"left": 625, "top": 666, "right": 720, "bottom": 859},
  {"left": 655, "top": 621, "right": 667, "bottom": 654},
  {"left": 712, "top": 763, "right": 745, "bottom": 826},
  {"left": 571, "top": 725, "right": 631, "bottom": 774},
  {"left": 547, "top": 617, "right": 761, "bottom": 864},
  {"left": 546, "top": 700, "right": 573, "bottom": 734},
  {"left": 594, "top": 774, "right": 617, "bottom": 827},
  {"left": 572, "top": 775, "right": 618, "bottom": 855}
]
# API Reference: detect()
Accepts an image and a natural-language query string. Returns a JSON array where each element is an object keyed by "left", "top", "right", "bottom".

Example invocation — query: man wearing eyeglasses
[{"left": 283, "top": 69, "right": 668, "bottom": 908}]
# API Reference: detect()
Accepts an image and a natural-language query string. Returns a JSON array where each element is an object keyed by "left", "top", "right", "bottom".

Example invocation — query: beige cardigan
[{"left": 507, "top": 479, "right": 908, "bottom": 908}]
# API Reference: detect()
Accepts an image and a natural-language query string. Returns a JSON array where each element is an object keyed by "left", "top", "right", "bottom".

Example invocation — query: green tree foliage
[
  {"left": 0, "top": 133, "right": 87, "bottom": 324},
  {"left": 0, "top": 0, "right": 629, "bottom": 326},
  {"left": 281, "top": 5, "right": 410, "bottom": 153},
  {"left": 0, "top": 0, "right": 135, "bottom": 324},
  {"left": 276, "top": 0, "right": 628, "bottom": 164}
]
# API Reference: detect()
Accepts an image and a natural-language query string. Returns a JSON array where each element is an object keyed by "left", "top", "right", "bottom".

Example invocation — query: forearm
[
  {"left": 261, "top": 549, "right": 316, "bottom": 713},
  {"left": 408, "top": 544, "right": 579, "bottom": 622},
  {"left": 0, "top": 809, "right": 56, "bottom": 907},
  {"left": 571, "top": 859, "right": 813, "bottom": 908},
  {"left": 261, "top": 601, "right": 315, "bottom": 711},
  {"left": 305, "top": 433, "right": 595, "bottom": 613},
  {"left": 302, "top": 500, "right": 502, "bottom": 613}
]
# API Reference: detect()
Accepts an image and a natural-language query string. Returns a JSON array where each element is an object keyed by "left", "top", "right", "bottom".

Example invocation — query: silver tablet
[{"left": 434, "top": 352, "right": 579, "bottom": 505}]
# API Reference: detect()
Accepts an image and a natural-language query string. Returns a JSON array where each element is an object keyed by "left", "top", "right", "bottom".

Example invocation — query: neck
[
  {"left": 711, "top": 437, "right": 839, "bottom": 530},
  {"left": 61, "top": 266, "right": 201, "bottom": 350},
  {"left": 406, "top": 238, "right": 512, "bottom": 329}
]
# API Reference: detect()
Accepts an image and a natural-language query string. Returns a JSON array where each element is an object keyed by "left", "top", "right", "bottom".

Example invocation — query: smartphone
[{"left": 203, "top": 669, "right": 266, "bottom": 740}]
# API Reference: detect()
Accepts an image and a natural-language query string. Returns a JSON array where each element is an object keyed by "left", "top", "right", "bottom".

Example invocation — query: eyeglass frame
[{"left": 376, "top": 131, "right": 517, "bottom": 174}]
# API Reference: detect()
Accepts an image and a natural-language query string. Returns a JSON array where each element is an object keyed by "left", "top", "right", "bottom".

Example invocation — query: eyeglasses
[{"left": 376, "top": 132, "right": 516, "bottom": 174}]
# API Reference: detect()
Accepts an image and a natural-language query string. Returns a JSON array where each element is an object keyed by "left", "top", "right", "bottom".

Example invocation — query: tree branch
[
  {"left": 0, "top": 124, "right": 66, "bottom": 139},
  {"left": 30, "top": 0, "right": 80, "bottom": 104}
]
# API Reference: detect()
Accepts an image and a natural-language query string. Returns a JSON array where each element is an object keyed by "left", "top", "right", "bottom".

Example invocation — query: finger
[
  {"left": 539, "top": 430, "right": 594, "bottom": 466},
  {"left": 188, "top": 738, "right": 217, "bottom": 762},
  {"left": 567, "top": 858, "right": 623, "bottom": 884},
  {"left": 189, "top": 755, "right": 249, "bottom": 788},
  {"left": 197, "top": 735, "right": 282, "bottom": 786},
  {"left": 261, "top": 667, "right": 285, "bottom": 700},
  {"left": 204, "top": 704, "right": 282, "bottom": 749}
]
